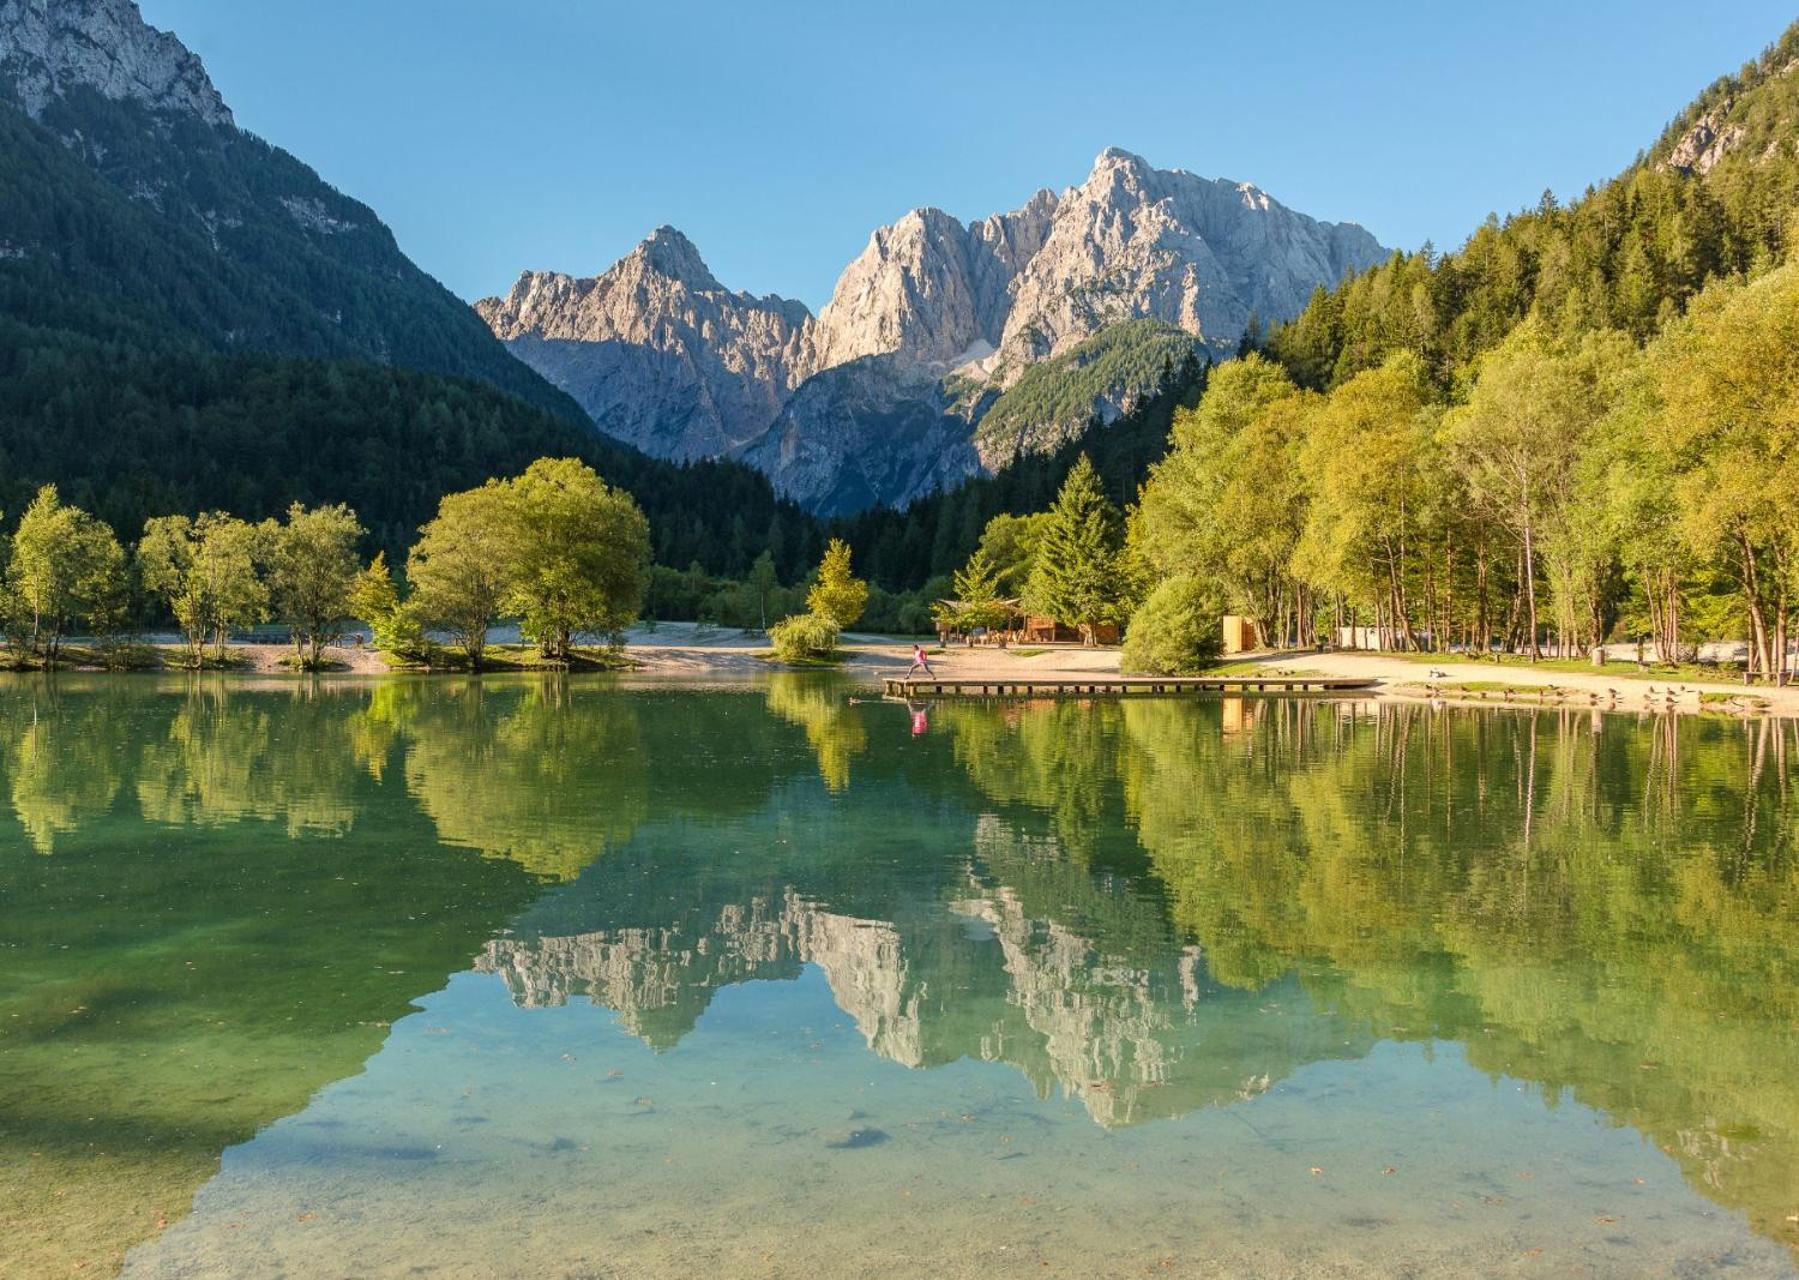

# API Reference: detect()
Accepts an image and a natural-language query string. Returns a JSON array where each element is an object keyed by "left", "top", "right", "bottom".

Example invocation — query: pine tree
[
  {"left": 1023, "top": 455, "right": 1123, "bottom": 644},
  {"left": 935, "top": 547, "right": 1008, "bottom": 633}
]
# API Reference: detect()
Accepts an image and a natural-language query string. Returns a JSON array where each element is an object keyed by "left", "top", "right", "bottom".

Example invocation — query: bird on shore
[{"left": 1428, "top": 668, "right": 1448, "bottom": 680}]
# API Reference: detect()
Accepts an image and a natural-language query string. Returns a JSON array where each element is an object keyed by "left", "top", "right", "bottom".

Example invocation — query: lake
[{"left": 3, "top": 676, "right": 1797, "bottom": 1278}]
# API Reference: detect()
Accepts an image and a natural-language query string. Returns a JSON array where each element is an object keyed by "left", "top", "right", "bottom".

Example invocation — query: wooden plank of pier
[{"left": 881, "top": 675, "right": 1378, "bottom": 699}]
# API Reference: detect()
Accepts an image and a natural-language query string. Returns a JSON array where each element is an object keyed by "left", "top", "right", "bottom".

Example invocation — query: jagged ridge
[{"left": 479, "top": 149, "right": 1387, "bottom": 512}]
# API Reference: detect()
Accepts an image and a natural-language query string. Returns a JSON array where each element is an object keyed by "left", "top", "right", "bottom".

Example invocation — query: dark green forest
[
  {"left": 0, "top": 78, "right": 1193, "bottom": 603},
  {"left": 0, "top": 85, "right": 829, "bottom": 582}
]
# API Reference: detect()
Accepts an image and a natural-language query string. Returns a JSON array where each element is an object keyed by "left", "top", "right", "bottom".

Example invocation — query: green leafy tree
[
  {"left": 768, "top": 611, "right": 840, "bottom": 663},
  {"left": 7, "top": 486, "right": 127, "bottom": 661},
  {"left": 1651, "top": 262, "right": 1799, "bottom": 680},
  {"left": 137, "top": 513, "right": 267, "bottom": 664},
  {"left": 1023, "top": 455, "right": 1124, "bottom": 643},
  {"left": 976, "top": 512, "right": 1048, "bottom": 595},
  {"left": 747, "top": 551, "right": 780, "bottom": 632},
  {"left": 347, "top": 551, "right": 428, "bottom": 664},
  {"left": 1133, "top": 357, "right": 1315, "bottom": 645},
  {"left": 1442, "top": 322, "right": 1629, "bottom": 657},
  {"left": 806, "top": 538, "right": 868, "bottom": 630},
  {"left": 406, "top": 482, "right": 514, "bottom": 670},
  {"left": 502, "top": 458, "right": 651, "bottom": 660},
  {"left": 262, "top": 502, "right": 365, "bottom": 668},
  {"left": 1120, "top": 574, "right": 1225, "bottom": 674},
  {"left": 1293, "top": 355, "right": 1442, "bottom": 649}
]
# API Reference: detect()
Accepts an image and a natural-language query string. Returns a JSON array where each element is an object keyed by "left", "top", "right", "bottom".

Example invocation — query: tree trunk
[
  {"left": 1522, "top": 517, "right": 1541, "bottom": 661},
  {"left": 1741, "top": 534, "right": 1770, "bottom": 679}
]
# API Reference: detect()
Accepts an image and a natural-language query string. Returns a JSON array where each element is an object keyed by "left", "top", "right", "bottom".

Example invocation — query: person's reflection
[{"left": 908, "top": 700, "right": 928, "bottom": 737}]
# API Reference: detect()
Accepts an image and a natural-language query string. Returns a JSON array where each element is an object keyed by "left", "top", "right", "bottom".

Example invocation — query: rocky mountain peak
[
  {"left": 806, "top": 204, "right": 1006, "bottom": 372},
  {"left": 473, "top": 227, "right": 816, "bottom": 462},
  {"left": 629, "top": 224, "right": 721, "bottom": 291},
  {"left": 0, "top": 0, "right": 232, "bottom": 125},
  {"left": 1092, "top": 145, "right": 1149, "bottom": 172},
  {"left": 995, "top": 146, "right": 1385, "bottom": 367},
  {"left": 484, "top": 148, "right": 1388, "bottom": 511}
]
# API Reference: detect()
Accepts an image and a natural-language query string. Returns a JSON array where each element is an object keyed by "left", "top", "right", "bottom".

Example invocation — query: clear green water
[{"left": 4, "top": 676, "right": 1799, "bottom": 1278}]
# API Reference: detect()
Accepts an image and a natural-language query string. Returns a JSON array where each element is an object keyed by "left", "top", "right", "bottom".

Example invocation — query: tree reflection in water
[{"left": 4, "top": 679, "right": 1798, "bottom": 1271}]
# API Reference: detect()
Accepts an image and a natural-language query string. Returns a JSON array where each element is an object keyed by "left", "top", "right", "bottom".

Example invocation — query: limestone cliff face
[
  {"left": 482, "top": 148, "right": 1387, "bottom": 510},
  {"left": 0, "top": 0, "right": 231, "bottom": 125},
  {"left": 996, "top": 148, "right": 1385, "bottom": 368},
  {"left": 474, "top": 228, "right": 813, "bottom": 460},
  {"left": 804, "top": 192, "right": 1059, "bottom": 373}
]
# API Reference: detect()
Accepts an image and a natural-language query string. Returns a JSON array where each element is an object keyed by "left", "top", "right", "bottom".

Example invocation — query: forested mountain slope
[
  {"left": 1, "top": 0, "right": 582, "bottom": 418},
  {"left": 0, "top": 0, "right": 819, "bottom": 574},
  {"left": 1265, "top": 21, "right": 1799, "bottom": 388}
]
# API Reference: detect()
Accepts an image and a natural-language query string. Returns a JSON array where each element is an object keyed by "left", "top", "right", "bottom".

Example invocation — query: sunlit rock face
[
  {"left": 480, "top": 150, "right": 1386, "bottom": 511},
  {"left": 1659, "top": 109, "right": 1750, "bottom": 176},
  {"left": 0, "top": 0, "right": 232, "bottom": 125},
  {"left": 995, "top": 147, "right": 1385, "bottom": 368},
  {"left": 474, "top": 227, "right": 814, "bottom": 461}
]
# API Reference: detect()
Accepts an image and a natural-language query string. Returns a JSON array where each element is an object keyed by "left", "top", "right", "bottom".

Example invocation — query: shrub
[
  {"left": 1121, "top": 575, "right": 1224, "bottom": 674},
  {"left": 769, "top": 611, "right": 840, "bottom": 663}
]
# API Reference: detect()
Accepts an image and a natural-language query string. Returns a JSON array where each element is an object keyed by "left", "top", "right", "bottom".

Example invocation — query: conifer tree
[{"left": 1023, "top": 456, "right": 1123, "bottom": 644}]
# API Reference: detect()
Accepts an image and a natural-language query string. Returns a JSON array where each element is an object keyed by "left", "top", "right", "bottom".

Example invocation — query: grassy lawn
[{"left": 1379, "top": 650, "right": 1758, "bottom": 685}]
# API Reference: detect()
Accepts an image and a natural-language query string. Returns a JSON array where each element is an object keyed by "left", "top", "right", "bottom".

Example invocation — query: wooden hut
[
  {"left": 1221, "top": 615, "right": 1259, "bottom": 655},
  {"left": 1022, "top": 617, "right": 1120, "bottom": 646}
]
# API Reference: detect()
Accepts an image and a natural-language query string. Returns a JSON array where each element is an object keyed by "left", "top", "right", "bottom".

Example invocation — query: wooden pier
[{"left": 882, "top": 675, "right": 1378, "bottom": 700}]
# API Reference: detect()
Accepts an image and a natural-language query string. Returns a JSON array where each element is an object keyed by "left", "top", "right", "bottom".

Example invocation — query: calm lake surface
[{"left": 4, "top": 676, "right": 1798, "bottom": 1278}]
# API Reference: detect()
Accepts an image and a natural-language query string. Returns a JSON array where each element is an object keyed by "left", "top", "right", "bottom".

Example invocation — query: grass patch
[
  {"left": 1701, "top": 691, "right": 1771, "bottom": 709},
  {"left": 1005, "top": 647, "right": 1051, "bottom": 659},
  {"left": 422, "top": 644, "right": 638, "bottom": 673},
  {"left": 275, "top": 654, "right": 354, "bottom": 673},
  {"left": 1205, "top": 660, "right": 1322, "bottom": 677},
  {"left": 754, "top": 650, "right": 845, "bottom": 668}
]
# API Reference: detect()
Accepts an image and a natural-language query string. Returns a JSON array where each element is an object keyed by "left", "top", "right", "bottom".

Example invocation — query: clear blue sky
[{"left": 139, "top": 0, "right": 1798, "bottom": 310}]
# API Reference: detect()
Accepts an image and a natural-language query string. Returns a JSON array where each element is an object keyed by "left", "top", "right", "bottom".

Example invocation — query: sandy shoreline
[{"left": 15, "top": 623, "right": 1799, "bottom": 717}]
